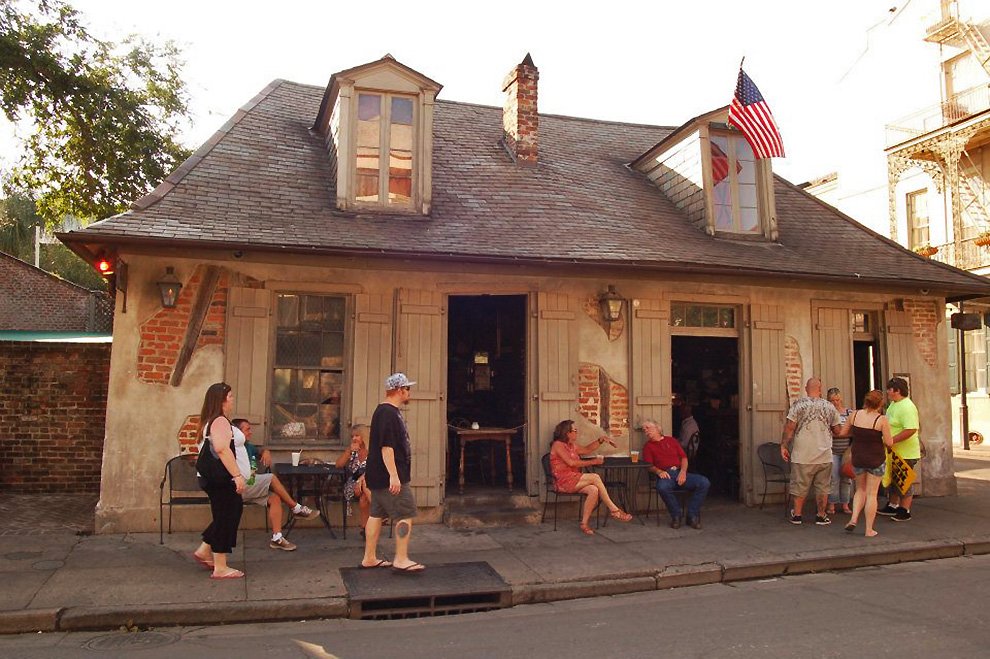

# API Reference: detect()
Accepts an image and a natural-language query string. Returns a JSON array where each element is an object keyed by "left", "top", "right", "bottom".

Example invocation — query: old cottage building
[{"left": 60, "top": 54, "right": 990, "bottom": 533}]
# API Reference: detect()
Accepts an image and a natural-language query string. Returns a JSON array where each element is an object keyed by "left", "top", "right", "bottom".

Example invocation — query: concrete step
[{"left": 444, "top": 506, "right": 544, "bottom": 529}]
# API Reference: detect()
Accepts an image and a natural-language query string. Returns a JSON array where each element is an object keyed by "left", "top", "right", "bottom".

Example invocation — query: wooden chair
[
  {"left": 159, "top": 454, "right": 209, "bottom": 544},
  {"left": 540, "top": 452, "right": 597, "bottom": 531},
  {"left": 756, "top": 442, "right": 790, "bottom": 511}
]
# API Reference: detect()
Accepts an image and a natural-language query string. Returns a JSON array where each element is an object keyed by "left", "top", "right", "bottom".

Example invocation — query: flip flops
[
  {"left": 210, "top": 568, "right": 244, "bottom": 580},
  {"left": 359, "top": 559, "right": 392, "bottom": 569},
  {"left": 191, "top": 552, "right": 214, "bottom": 570},
  {"left": 391, "top": 562, "right": 425, "bottom": 574}
]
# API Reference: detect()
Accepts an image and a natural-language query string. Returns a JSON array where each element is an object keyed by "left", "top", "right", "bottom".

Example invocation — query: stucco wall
[{"left": 98, "top": 251, "right": 956, "bottom": 532}]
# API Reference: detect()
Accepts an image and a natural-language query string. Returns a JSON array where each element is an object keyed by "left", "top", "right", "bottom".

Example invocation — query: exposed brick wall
[
  {"left": 905, "top": 299, "right": 939, "bottom": 368},
  {"left": 0, "top": 252, "right": 111, "bottom": 332},
  {"left": 137, "top": 267, "right": 228, "bottom": 384},
  {"left": 0, "top": 342, "right": 110, "bottom": 493},
  {"left": 577, "top": 363, "right": 629, "bottom": 438},
  {"left": 502, "top": 56, "right": 539, "bottom": 165},
  {"left": 785, "top": 335, "right": 803, "bottom": 404},
  {"left": 178, "top": 415, "right": 201, "bottom": 454}
]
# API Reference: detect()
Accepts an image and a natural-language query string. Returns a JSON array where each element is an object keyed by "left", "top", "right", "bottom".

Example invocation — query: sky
[{"left": 2, "top": 0, "right": 943, "bottom": 185}]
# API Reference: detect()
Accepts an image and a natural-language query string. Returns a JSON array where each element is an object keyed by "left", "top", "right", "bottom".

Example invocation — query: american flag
[
  {"left": 710, "top": 141, "right": 741, "bottom": 186},
  {"left": 727, "top": 68, "right": 785, "bottom": 159}
]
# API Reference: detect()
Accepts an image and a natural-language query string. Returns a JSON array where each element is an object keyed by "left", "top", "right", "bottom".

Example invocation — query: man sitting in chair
[{"left": 642, "top": 420, "right": 710, "bottom": 529}]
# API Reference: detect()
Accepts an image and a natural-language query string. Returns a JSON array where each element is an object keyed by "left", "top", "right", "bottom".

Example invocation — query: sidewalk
[{"left": 2, "top": 445, "right": 990, "bottom": 634}]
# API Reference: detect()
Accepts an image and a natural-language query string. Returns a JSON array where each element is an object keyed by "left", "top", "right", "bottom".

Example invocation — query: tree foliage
[{"left": 0, "top": 0, "right": 192, "bottom": 225}]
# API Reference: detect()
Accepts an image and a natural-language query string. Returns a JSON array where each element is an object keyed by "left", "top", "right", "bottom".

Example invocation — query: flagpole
[{"left": 739, "top": 56, "right": 745, "bottom": 70}]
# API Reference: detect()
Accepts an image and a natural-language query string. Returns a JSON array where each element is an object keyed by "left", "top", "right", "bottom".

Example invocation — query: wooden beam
[{"left": 170, "top": 266, "right": 221, "bottom": 387}]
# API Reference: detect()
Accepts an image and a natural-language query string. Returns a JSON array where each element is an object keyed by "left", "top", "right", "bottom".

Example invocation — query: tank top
[{"left": 850, "top": 412, "right": 885, "bottom": 469}]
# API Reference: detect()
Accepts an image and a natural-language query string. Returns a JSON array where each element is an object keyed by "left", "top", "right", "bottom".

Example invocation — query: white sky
[{"left": 2, "top": 0, "right": 943, "bottom": 185}]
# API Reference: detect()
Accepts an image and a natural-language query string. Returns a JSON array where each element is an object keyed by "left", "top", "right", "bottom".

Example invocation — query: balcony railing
[
  {"left": 931, "top": 236, "right": 990, "bottom": 271},
  {"left": 886, "top": 83, "right": 990, "bottom": 148}
]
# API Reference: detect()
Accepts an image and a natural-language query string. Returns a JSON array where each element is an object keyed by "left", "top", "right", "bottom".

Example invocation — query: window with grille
[
  {"left": 670, "top": 303, "right": 736, "bottom": 329},
  {"left": 271, "top": 293, "right": 347, "bottom": 444},
  {"left": 355, "top": 92, "right": 415, "bottom": 207},
  {"left": 907, "top": 190, "right": 929, "bottom": 248}
]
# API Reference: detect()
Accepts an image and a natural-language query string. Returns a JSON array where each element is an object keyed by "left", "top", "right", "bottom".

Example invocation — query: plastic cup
[
  {"left": 630, "top": 450, "right": 640, "bottom": 463},
  {"left": 291, "top": 451, "right": 301, "bottom": 467}
]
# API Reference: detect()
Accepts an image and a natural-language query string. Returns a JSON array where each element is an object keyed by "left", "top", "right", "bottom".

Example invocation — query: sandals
[
  {"left": 579, "top": 523, "right": 596, "bottom": 535},
  {"left": 191, "top": 552, "right": 214, "bottom": 570},
  {"left": 844, "top": 523, "right": 856, "bottom": 533},
  {"left": 210, "top": 568, "right": 244, "bottom": 580},
  {"left": 609, "top": 509, "right": 633, "bottom": 523}
]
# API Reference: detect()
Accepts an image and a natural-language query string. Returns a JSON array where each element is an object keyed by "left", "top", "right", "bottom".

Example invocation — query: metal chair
[
  {"left": 756, "top": 442, "right": 790, "bottom": 511},
  {"left": 540, "top": 452, "right": 597, "bottom": 531},
  {"left": 644, "top": 436, "right": 700, "bottom": 526},
  {"left": 159, "top": 454, "right": 209, "bottom": 544}
]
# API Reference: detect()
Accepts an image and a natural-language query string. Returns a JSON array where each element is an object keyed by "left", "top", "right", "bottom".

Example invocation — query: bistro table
[
  {"left": 273, "top": 462, "right": 347, "bottom": 538},
  {"left": 589, "top": 456, "right": 651, "bottom": 525},
  {"left": 455, "top": 427, "right": 515, "bottom": 495}
]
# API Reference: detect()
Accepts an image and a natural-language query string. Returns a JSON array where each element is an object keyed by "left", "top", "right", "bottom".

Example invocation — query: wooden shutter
[
  {"left": 225, "top": 287, "right": 272, "bottom": 440},
  {"left": 884, "top": 309, "right": 913, "bottom": 380},
  {"left": 351, "top": 293, "right": 392, "bottom": 424},
  {"left": 532, "top": 292, "right": 578, "bottom": 495},
  {"left": 814, "top": 307, "right": 854, "bottom": 401},
  {"left": 630, "top": 299, "right": 671, "bottom": 436},
  {"left": 749, "top": 304, "right": 787, "bottom": 504},
  {"left": 394, "top": 288, "right": 445, "bottom": 507}
]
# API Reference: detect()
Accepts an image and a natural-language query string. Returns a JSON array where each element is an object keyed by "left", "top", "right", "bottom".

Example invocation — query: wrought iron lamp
[
  {"left": 598, "top": 285, "right": 624, "bottom": 323},
  {"left": 156, "top": 267, "right": 183, "bottom": 308}
]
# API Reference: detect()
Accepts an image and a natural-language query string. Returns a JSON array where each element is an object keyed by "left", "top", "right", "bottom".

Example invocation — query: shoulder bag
[{"left": 196, "top": 420, "right": 235, "bottom": 489}]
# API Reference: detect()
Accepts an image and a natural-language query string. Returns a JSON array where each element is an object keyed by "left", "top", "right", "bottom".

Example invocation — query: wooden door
[
  {"left": 630, "top": 298, "right": 671, "bottom": 440},
  {"left": 883, "top": 309, "right": 913, "bottom": 381},
  {"left": 225, "top": 287, "right": 272, "bottom": 439},
  {"left": 814, "top": 306, "right": 854, "bottom": 400},
  {"left": 748, "top": 303, "right": 787, "bottom": 505},
  {"left": 531, "top": 292, "right": 578, "bottom": 496},
  {"left": 394, "top": 288, "right": 446, "bottom": 507}
]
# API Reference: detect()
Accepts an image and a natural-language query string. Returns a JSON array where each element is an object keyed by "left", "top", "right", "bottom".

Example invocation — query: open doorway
[
  {"left": 853, "top": 311, "right": 881, "bottom": 407},
  {"left": 446, "top": 295, "right": 527, "bottom": 495},
  {"left": 671, "top": 336, "right": 740, "bottom": 499}
]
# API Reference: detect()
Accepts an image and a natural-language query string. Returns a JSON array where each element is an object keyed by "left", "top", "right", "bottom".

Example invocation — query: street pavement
[{"left": 2, "top": 445, "right": 989, "bottom": 634}]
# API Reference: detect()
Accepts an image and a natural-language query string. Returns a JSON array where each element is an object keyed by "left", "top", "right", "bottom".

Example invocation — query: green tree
[{"left": 0, "top": 0, "right": 191, "bottom": 225}]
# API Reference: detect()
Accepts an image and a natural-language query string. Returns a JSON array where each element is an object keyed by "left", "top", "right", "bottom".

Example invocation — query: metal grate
[{"left": 340, "top": 561, "right": 511, "bottom": 620}]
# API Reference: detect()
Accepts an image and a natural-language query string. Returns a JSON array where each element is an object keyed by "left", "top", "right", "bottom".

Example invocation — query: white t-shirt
[
  {"left": 198, "top": 420, "right": 249, "bottom": 478},
  {"left": 786, "top": 397, "right": 840, "bottom": 464}
]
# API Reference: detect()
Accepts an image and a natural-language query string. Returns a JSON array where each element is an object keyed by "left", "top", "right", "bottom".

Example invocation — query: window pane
[
  {"left": 276, "top": 331, "right": 322, "bottom": 366},
  {"left": 321, "top": 333, "right": 344, "bottom": 368},
  {"left": 686, "top": 305, "right": 703, "bottom": 326},
  {"left": 319, "top": 371, "right": 343, "bottom": 440},
  {"left": 702, "top": 306, "right": 718, "bottom": 327},
  {"left": 739, "top": 205, "right": 759, "bottom": 232},
  {"left": 389, "top": 97, "right": 414, "bottom": 204},
  {"left": 715, "top": 202, "right": 733, "bottom": 230},
  {"left": 277, "top": 295, "right": 300, "bottom": 328},
  {"left": 356, "top": 94, "right": 381, "bottom": 202},
  {"left": 324, "top": 297, "right": 345, "bottom": 332},
  {"left": 719, "top": 307, "right": 735, "bottom": 328},
  {"left": 671, "top": 303, "right": 685, "bottom": 327}
]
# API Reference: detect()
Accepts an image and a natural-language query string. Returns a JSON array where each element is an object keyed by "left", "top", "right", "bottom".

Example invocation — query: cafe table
[
  {"left": 587, "top": 456, "right": 651, "bottom": 525},
  {"left": 455, "top": 427, "right": 516, "bottom": 494},
  {"left": 272, "top": 462, "right": 348, "bottom": 538}
]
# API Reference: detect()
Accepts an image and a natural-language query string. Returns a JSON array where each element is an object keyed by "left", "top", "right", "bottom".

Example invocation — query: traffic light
[{"left": 95, "top": 253, "right": 114, "bottom": 277}]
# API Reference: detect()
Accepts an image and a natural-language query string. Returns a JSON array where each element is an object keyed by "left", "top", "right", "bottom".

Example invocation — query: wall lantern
[
  {"left": 156, "top": 267, "right": 183, "bottom": 309},
  {"left": 598, "top": 285, "right": 624, "bottom": 323}
]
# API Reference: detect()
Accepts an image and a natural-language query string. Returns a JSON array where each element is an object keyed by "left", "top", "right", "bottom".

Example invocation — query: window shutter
[{"left": 225, "top": 287, "right": 272, "bottom": 440}]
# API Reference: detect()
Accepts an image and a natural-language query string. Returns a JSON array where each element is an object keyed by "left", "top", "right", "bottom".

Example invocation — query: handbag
[
  {"left": 840, "top": 447, "right": 855, "bottom": 480},
  {"left": 196, "top": 423, "right": 235, "bottom": 488}
]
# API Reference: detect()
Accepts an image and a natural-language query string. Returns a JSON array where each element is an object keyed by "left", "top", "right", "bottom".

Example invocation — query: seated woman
[
  {"left": 336, "top": 424, "right": 372, "bottom": 535},
  {"left": 549, "top": 419, "right": 632, "bottom": 535}
]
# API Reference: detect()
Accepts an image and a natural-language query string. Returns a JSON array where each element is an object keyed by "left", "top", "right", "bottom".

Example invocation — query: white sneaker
[{"left": 294, "top": 505, "right": 320, "bottom": 519}]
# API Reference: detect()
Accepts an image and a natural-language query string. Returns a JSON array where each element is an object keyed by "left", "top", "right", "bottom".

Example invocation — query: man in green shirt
[{"left": 878, "top": 377, "right": 920, "bottom": 522}]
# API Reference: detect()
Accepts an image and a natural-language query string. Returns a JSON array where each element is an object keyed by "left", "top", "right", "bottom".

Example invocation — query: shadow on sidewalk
[{"left": 0, "top": 493, "right": 97, "bottom": 536}]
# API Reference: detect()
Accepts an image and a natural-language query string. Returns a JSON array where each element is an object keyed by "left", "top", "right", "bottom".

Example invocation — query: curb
[{"left": 0, "top": 539, "right": 984, "bottom": 634}]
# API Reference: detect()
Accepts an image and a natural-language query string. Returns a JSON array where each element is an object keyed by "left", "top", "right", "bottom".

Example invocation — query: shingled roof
[{"left": 60, "top": 78, "right": 990, "bottom": 299}]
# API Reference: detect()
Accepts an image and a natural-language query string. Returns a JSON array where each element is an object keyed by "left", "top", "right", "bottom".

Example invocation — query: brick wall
[
  {"left": 502, "top": 56, "right": 539, "bottom": 165},
  {"left": 905, "top": 299, "right": 939, "bottom": 368},
  {"left": 577, "top": 363, "right": 629, "bottom": 437},
  {"left": 137, "top": 267, "right": 228, "bottom": 384},
  {"left": 785, "top": 335, "right": 803, "bottom": 404},
  {"left": 0, "top": 342, "right": 110, "bottom": 493},
  {"left": 0, "top": 252, "right": 111, "bottom": 332}
]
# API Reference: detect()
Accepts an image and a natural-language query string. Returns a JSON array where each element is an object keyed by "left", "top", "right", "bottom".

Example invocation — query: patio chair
[
  {"left": 644, "top": 435, "right": 699, "bottom": 526},
  {"left": 756, "top": 441, "right": 790, "bottom": 511},
  {"left": 541, "top": 453, "right": 597, "bottom": 531},
  {"left": 159, "top": 454, "right": 209, "bottom": 544}
]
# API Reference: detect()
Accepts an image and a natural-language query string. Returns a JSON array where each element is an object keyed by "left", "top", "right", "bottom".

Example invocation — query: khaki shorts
[
  {"left": 369, "top": 484, "right": 417, "bottom": 521},
  {"left": 241, "top": 473, "right": 274, "bottom": 505},
  {"left": 789, "top": 462, "right": 832, "bottom": 498}
]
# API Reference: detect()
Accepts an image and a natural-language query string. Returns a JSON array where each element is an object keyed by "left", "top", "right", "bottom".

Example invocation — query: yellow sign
[{"left": 882, "top": 449, "right": 916, "bottom": 494}]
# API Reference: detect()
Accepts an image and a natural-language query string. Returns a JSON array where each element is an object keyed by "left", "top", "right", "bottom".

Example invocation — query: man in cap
[{"left": 360, "top": 373, "right": 425, "bottom": 572}]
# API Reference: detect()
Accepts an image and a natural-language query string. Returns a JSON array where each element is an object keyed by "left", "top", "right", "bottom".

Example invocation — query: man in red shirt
[{"left": 641, "top": 421, "right": 710, "bottom": 529}]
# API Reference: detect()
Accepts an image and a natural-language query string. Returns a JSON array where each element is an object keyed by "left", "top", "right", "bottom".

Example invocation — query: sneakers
[
  {"left": 789, "top": 510, "right": 802, "bottom": 525},
  {"left": 877, "top": 504, "right": 898, "bottom": 516},
  {"left": 269, "top": 536, "right": 297, "bottom": 551},
  {"left": 892, "top": 507, "right": 912, "bottom": 522},
  {"left": 670, "top": 518, "right": 682, "bottom": 529},
  {"left": 815, "top": 514, "right": 832, "bottom": 526},
  {"left": 293, "top": 505, "right": 320, "bottom": 519}
]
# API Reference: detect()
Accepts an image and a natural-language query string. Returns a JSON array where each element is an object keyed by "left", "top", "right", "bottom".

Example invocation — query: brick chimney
[{"left": 502, "top": 54, "right": 539, "bottom": 166}]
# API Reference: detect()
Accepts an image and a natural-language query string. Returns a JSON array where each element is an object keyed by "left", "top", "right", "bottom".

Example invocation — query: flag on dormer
[{"left": 727, "top": 68, "right": 785, "bottom": 159}]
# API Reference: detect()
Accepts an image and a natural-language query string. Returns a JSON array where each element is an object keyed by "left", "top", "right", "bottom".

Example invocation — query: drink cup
[
  {"left": 630, "top": 450, "right": 640, "bottom": 463},
  {"left": 291, "top": 451, "right": 301, "bottom": 467}
]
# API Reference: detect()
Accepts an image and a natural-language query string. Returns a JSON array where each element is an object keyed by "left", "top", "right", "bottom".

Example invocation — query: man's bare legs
[{"left": 361, "top": 516, "right": 389, "bottom": 567}]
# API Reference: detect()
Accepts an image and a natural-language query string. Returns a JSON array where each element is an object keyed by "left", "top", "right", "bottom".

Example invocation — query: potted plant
[
  {"left": 913, "top": 243, "right": 938, "bottom": 257},
  {"left": 974, "top": 232, "right": 990, "bottom": 247}
]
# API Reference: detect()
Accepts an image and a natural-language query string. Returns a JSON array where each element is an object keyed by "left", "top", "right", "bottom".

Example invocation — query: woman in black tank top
[{"left": 838, "top": 390, "right": 894, "bottom": 538}]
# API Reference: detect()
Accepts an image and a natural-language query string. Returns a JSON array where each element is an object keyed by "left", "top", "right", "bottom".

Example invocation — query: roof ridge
[
  {"left": 435, "top": 98, "right": 676, "bottom": 130},
  {"left": 129, "top": 79, "right": 289, "bottom": 212},
  {"left": 0, "top": 250, "right": 106, "bottom": 294}
]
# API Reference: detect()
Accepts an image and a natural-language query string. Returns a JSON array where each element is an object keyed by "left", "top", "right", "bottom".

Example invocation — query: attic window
[
  {"left": 356, "top": 92, "right": 415, "bottom": 206},
  {"left": 711, "top": 133, "right": 759, "bottom": 234}
]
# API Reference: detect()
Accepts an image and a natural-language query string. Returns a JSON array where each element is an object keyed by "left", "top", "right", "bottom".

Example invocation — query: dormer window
[
  {"left": 356, "top": 93, "right": 415, "bottom": 206},
  {"left": 313, "top": 55, "right": 442, "bottom": 216},
  {"left": 710, "top": 132, "right": 758, "bottom": 234}
]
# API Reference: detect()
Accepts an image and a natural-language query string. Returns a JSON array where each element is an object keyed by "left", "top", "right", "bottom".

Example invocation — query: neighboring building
[
  {"left": 0, "top": 250, "right": 112, "bottom": 333},
  {"left": 805, "top": 0, "right": 990, "bottom": 445},
  {"left": 60, "top": 53, "right": 990, "bottom": 533}
]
